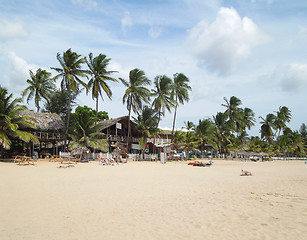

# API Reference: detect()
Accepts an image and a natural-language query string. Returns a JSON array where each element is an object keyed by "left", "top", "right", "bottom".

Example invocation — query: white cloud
[
  {"left": 121, "top": 11, "right": 133, "bottom": 34},
  {"left": 273, "top": 64, "right": 307, "bottom": 92},
  {"left": 71, "top": 0, "right": 98, "bottom": 9},
  {"left": 188, "top": 7, "right": 269, "bottom": 75},
  {"left": 0, "top": 19, "right": 27, "bottom": 40},
  {"left": 3, "top": 52, "right": 40, "bottom": 97},
  {"left": 148, "top": 25, "right": 163, "bottom": 38}
]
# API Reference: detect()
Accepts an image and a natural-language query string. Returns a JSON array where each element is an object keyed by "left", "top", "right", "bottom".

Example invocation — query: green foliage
[
  {"left": 151, "top": 75, "right": 176, "bottom": 125},
  {"left": 51, "top": 48, "right": 88, "bottom": 144},
  {"left": 22, "top": 68, "right": 56, "bottom": 112},
  {"left": 43, "top": 88, "right": 80, "bottom": 120},
  {"left": 171, "top": 73, "right": 192, "bottom": 141},
  {"left": 69, "top": 106, "right": 107, "bottom": 152},
  {"left": 133, "top": 105, "right": 159, "bottom": 153},
  {"left": 0, "top": 86, "right": 38, "bottom": 150},
  {"left": 86, "top": 53, "right": 118, "bottom": 122}
]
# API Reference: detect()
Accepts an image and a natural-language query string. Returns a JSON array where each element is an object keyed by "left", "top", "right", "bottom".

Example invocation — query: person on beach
[{"left": 241, "top": 169, "right": 252, "bottom": 176}]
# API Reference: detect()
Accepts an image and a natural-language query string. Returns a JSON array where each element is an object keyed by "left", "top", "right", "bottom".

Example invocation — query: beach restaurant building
[
  {"left": 18, "top": 110, "right": 65, "bottom": 157},
  {"left": 97, "top": 116, "right": 172, "bottom": 154}
]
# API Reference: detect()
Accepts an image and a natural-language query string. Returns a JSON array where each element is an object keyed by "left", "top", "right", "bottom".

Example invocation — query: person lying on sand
[{"left": 241, "top": 169, "right": 252, "bottom": 176}]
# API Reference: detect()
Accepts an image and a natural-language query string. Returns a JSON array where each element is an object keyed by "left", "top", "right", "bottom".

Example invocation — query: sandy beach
[{"left": 0, "top": 160, "right": 306, "bottom": 240}]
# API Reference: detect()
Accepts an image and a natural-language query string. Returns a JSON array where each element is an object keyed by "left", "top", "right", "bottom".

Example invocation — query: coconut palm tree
[
  {"left": 86, "top": 53, "right": 118, "bottom": 124},
  {"left": 0, "top": 86, "right": 38, "bottom": 152},
  {"left": 212, "top": 112, "right": 234, "bottom": 154},
  {"left": 120, "top": 68, "right": 151, "bottom": 151},
  {"left": 133, "top": 105, "right": 159, "bottom": 158},
  {"left": 259, "top": 113, "right": 276, "bottom": 143},
  {"left": 222, "top": 96, "right": 243, "bottom": 135},
  {"left": 69, "top": 107, "right": 107, "bottom": 152},
  {"left": 171, "top": 73, "right": 191, "bottom": 142},
  {"left": 22, "top": 68, "right": 55, "bottom": 112},
  {"left": 51, "top": 48, "right": 88, "bottom": 147},
  {"left": 274, "top": 106, "right": 292, "bottom": 137},
  {"left": 180, "top": 131, "right": 199, "bottom": 160},
  {"left": 151, "top": 75, "right": 176, "bottom": 126},
  {"left": 195, "top": 118, "right": 217, "bottom": 154}
]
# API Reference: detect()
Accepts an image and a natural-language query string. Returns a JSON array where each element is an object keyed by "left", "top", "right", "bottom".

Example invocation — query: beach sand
[{"left": 0, "top": 160, "right": 306, "bottom": 240}]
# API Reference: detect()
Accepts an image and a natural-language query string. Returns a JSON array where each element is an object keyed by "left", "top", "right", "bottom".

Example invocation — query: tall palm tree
[
  {"left": 133, "top": 105, "right": 159, "bottom": 158},
  {"left": 212, "top": 112, "right": 234, "bottom": 154},
  {"left": 51, "top": 48, "right": 88, "bottom": 147},
  {"left": 259, "top": 113, "right": 276, "bottom": 143},
  {"left": 22, "top": 68, "right": 55, "bottom": 112},
  {"left": 86, "top": 53, "right": 118, "bottom": 124},
  {"left": 222, "top": 96, "right": 242, "bottom": 135},
  {"left": 0, "top": 86, "right": 38, "bottom": 152},
  {"left": 171, "top": 73, "right": 191, "bottom": 142},
  {"left": 151, "top": 75, "right": 176, "bottom": 126},
  {"left": 274, "top": 106, "right": 292, "bottom": 137},
  {"left": 120, "top": 68, "right": 151, "bottom": 151}
]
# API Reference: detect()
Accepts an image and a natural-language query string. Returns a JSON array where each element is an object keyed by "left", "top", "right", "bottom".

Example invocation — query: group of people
[{"left": 98, "top": 156, "right": 120, "bottom": 166}]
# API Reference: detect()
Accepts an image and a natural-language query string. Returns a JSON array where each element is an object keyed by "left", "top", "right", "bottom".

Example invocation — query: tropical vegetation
[{"left": 1, "top": 48, "right": 306, "bottom": 159}]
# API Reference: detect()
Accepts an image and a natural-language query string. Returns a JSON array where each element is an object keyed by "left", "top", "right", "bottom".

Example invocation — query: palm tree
[
  {"left": 274, "top": 106, "right": 292, "bottom": 137},
  {"left": 222, "top": 96, "right": 242, "bottom": 135},
  {"left": 51, "top": 48, "right": 88, "bottom": 147},
  {"left": 212, "top": 112, "right": 234, "bottom": 154},
  {"left": 171, "top": 73, "right": 191, "bottom": 142},
  {"left": 86, "top": 53, "right": 118, "bottom": 124},
  {"left": 133, "top": 105, "right": 159, "bottom": 158},
  {"left": 259, "top": 113, "right": 276, "bottom": 143},
  {"left": 22, "top": 68, "right": 55, "bottom": 112},
  {"left": 69, "top": 107, "right": 107, "bottom": 153},
  {"left": 151, "top": 75, "right": 176, "bottom": 126},
  {"left": 195, "top": 118, "right": 217, "bottom": 155},
  {"left": 180, "top": 131, "right": 199, "bottom": 160},
  {"left": 120, "top": 68, "right": 151, "bottom": 151},
  {"left": 0, "top": 86, "right": 38, "bottom": 153}
]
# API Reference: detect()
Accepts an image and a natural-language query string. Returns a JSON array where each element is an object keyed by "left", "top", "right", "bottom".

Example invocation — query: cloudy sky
[{"left": 0, "top": 0, "right": 306, "bottom": 136}]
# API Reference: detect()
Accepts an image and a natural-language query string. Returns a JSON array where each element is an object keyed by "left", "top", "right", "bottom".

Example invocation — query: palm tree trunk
[
  {"left": 171, "top": 103, "right": 178, "bottom": 143},
  {"left": 126, "top": 102, "right": 132, "bottom": 153},
  {"left": 64, "top": 84, "right": 71, "bottom": 150},
  {"left": 95, "top": 97, "right": 98, "bottom": 126}
]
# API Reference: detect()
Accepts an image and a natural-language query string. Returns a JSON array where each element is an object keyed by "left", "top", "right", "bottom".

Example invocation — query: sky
[{"left": 0, "top": 0, "right": 306, "bottom": 136}]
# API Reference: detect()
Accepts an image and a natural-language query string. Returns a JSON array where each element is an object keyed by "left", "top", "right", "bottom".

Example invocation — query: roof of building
[{"left": 18, "top": 110, "right": 65, "bottom": 131}]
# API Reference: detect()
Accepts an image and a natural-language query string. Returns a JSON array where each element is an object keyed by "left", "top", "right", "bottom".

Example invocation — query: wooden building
[{"left": 18, "top": 110, "right": 65, "bottom": 156}]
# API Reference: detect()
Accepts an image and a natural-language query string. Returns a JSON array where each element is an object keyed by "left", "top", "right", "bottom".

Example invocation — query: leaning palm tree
[
  {"left": 120, "top": 68, "right": 151, "bottom": 151},
  {"left": 171, "top": 73, "right": 191, "bottom": 142},
  {"left": 51, "top": 48, "right": 88, "bottom": 147},
  {"left": 86, "top": 53, "right": 118, "bottom": 124},
  {"left": 22, "top": 68, "right": 56, "bottom": 112},
  {"left": 133, "top": 105, "right": 159, "bottom": 158},
  {"left": 0, "top": 86, "right": 38, "bottom": 153},
  {"left": 151, "top": 75, "right": 176, "bottom": 126}
]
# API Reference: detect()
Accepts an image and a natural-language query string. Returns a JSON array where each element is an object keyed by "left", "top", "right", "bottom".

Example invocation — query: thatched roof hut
[{"left": 18, "top": 110, "right": 65, "bottom": 131}]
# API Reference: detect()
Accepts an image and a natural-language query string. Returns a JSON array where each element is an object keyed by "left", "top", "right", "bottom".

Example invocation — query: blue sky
[{"left": 1, "top": 0, "right": 307, "bottom": 136}]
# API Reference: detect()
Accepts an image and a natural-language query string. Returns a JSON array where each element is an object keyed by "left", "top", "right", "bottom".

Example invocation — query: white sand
[{"left": 0, "top": 160, "right": 306, "bottom": 240}]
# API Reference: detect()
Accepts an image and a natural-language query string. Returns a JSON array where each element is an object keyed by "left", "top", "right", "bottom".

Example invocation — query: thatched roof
[{"left": 18, "top": 110, "right": 65, "bottom": 131}]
